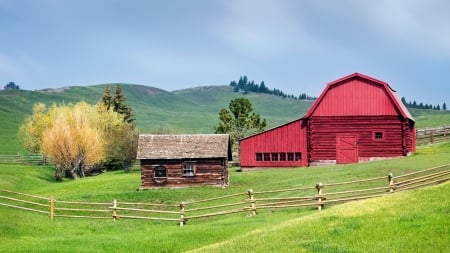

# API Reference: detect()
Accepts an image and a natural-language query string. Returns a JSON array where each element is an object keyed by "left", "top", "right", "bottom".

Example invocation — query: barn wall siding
[
  {"left": 308, "top": 116, "right": 412, "bottom": 162},
  {"left": 140, "top": 158, "right": 228, "bottom": 188},
  {"left": 240, "top": 119, "right": 308, "bottom": 168}
]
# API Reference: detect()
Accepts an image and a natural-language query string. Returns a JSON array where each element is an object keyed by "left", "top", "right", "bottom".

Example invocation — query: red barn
[{"left": 239, "top": 73, "right": 415, "bottom": 170}]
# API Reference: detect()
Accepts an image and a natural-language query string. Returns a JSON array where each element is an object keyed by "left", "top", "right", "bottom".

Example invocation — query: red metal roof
[{"left": 304, "top": 72, "right": 414, "bottom": 121}]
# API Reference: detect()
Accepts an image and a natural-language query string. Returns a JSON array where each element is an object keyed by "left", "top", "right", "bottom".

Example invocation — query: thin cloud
[
  {"left": 354, "top": 0, "right": 450, "bottom": 58},
  {"left": 214, "top": 0, "right": 321, "bottom": 58}
]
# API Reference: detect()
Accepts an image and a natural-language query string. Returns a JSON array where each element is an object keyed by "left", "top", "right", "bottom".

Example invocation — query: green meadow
[
  {"left": 0, "top": 84, "right": 449, "bottom": 252},
  {"left": 1, "top": 141, "right": 449, "bottom": 252}
]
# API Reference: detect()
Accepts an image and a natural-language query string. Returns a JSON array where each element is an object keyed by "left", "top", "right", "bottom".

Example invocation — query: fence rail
[
  {"left": 0, "top": 154, "right": 46, "bottom": 165},
  {"left": 416, "top": 125, "right": 450, "bottom": 145},
  {"left": 1, "top": 164, "right": 449, "bottom": 226}
]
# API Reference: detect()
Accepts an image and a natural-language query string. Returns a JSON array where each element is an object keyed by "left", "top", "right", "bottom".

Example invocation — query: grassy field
[
  {"left": 1, "top": 84, "right": 449, "bottom": 252},
  {"left": 0, "top": 141, "right": 449, "bottom": 252}
]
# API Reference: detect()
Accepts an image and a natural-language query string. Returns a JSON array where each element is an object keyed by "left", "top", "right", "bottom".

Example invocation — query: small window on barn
[
  {"left": 280, "top": 152, "right": 286, "bottom": 161},
  {"left": 374, "top": 132, "right": 384, "bottom": 140},
  {"left": 154, "top": 166, "right": 167, "bottom": 178},
  {"left": 271, "top": 153, "right": 278, "bottom": 161},
  {"left": 183, "top": 163, "right": 195, "bottom": 177},
  {"left": 263, "top": 153, "right": 270, "bottom": 161},
  {"left": 295, "top": 152, "right": 302, "bottom": 161},
  {"left": 287, "top": 152, "right": 294, "bottom": 161},
  {"left": 256, "top": 153, "right": 262, "bottom": 161}
]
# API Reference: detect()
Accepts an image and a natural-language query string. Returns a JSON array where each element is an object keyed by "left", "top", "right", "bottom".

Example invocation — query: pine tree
[
  {"left": 101, "top": 85, "right": 113, "bottom": 110},
  {"left": 112, "top": 85, "right": 135, "bottom": 123},
  {"left": 443, "top": 103, "right": 447, "bottom": 111}
]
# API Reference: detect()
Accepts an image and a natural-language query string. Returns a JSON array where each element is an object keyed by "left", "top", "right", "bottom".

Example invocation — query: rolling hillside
[
  {"left": 0, "top": 84, "right": 312, "bottom": 154},
  {"left": 1, "top": 83, "right": 449, "bottom": 154}
]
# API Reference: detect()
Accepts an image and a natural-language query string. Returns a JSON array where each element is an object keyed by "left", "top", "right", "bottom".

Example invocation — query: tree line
[
  {"left": 230, "top": 76, "right": 316, "bottom": 100},
  {"left": 401, "top": 97, "right": 447, "bottom": 111}
]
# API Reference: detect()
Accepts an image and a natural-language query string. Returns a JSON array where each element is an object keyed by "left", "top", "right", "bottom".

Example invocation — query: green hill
[
  {"left": 0, "top": 84, "right": 312, "bottom": 154},
  {"left": 1, "top": 84, "right": 449, "bottom": 154}
]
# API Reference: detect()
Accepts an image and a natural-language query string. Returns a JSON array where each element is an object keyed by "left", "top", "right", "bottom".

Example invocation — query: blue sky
[{"left": 1, "top": 0, "right": 449, "bottom": 105}]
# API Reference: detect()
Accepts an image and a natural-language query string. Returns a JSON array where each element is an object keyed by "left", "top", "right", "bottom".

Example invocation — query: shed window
[
  {"left": 287, "top": 152, "right": 294, "bottom": 161},
  {"left": 263, "top": 153, "right": 270, "bottom": 161},
  {"left": 256, "top": 153, "right": 262, "bottom": 161},
  {"left": 271, "top": 153, "right": 278, "bottom": 161},
  {"left": 154, "top": 166, "right": 167, "bottom": 178},
  {"left": 280, "top": 153, "right": 286, "bottom": 161},
  {"left": 374, "top": 132, "right": 384, "bottom": 140},
  {"left": 295, "top": 152, "right": 302, "bottom": 161},
  {"left": 183, "top": 163, "right": 195, "bottom": 177}
]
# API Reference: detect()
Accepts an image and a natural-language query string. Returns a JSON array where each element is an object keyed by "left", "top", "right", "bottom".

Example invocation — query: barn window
[
  {"left": 256, "top": 153, "right": 262, "bottom": 161},
  {"left": 280, "top": 153, "right": 286, "bottom": 161},
  {"left": 183, "top": 163, "right": 195, "bottom": 177},
  {"left": 263, "top": 153, "right": 270, "bottom": 161},
  {"left": 287, "top": 152, "right": 294, "bottom": 161},
  {"left": 295, "top": 152, "right": 302, "bottom": 161},
  {"left": 271, "top": 153, "right": 278, "bottom": 161},
  {"left": 154, "top": 166, "right": 167, "bottom": 178},
  {"left": 374, "top": 132, "right": 384, "bottom": 140}
]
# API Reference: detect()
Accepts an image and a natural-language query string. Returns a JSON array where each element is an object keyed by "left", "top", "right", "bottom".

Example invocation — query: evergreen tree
[
  {"left": 4, "top": 81, "right": 20, "bottom": 90},
  {"left": 443, "top": 103, "right": 447, "bottom": 111},
  {"left": 401, "top": 97, "right": 407, "bottom": 105},
  {"left": 100, "top": 84, "right": 134, "bottom": 123},
  {"left": 101, "top": 85, "right": 113, "bottom": 110}
]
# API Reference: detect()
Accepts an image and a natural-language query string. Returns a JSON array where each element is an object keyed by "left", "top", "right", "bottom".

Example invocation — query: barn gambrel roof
[
  {"left": 137, "top": 134, "right": 232, "bottom": 160},
  {"left": 304, "top": 72, "right": 414, "bottom": 122}
]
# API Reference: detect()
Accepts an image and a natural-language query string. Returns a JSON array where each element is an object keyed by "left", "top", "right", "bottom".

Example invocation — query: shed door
[{"left": 336, "top": 135, "right": 358, "bottom": 164}]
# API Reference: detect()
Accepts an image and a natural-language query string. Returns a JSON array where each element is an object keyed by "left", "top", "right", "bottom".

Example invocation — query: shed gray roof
[{"left": 136, "top": 134, "right": 231, "bottom": 160}]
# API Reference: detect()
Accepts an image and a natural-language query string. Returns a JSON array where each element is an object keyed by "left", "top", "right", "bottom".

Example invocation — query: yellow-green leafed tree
[
  {"left": 96, "top": 103, "right": 138, "bottom": 172},
  {"left": 41, "top": 102, "right": 104, "bottom": 181},
  {"left": 18, "top": 103, "right": 53, "bottom": 154}
]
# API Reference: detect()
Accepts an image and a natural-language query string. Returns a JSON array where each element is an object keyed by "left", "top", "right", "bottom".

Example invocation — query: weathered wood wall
[
  {"left": 140, "top": 158, "right": 228, "bottom": 188},
  {"left": 308, "top": 116, "right": 414, "bottom": 162}
]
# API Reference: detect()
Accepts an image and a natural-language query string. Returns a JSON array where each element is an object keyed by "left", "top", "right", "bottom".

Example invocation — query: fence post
[
  {"left": 388, "top": 173, "right": 395, "bottom": 193},
  {"left": 49, "top": 196, "right": 55, "bottom": 220},
  {"left": 112, "top": 199, "right": 117, "bottom": 222},
  {"left": 248, "top": 189, "right": 256, "bottom": 216},
  {"left": 316, "top": 183, "right": 324, "bottom": 211},
  {"left": 179, "top": 202, "right": 186, "bottom": 227}
]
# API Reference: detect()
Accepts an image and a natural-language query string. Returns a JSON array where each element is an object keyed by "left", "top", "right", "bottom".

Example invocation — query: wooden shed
[
  {"left": 137, "top": 134, "right": 232, "bottom": 188},
  {"left": 239, "top": 72, "right": 415, "bottom": 169}
]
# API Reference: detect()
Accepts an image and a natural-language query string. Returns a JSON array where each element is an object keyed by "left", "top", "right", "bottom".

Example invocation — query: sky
[{"left": 1, "top": 0, "right": 449, "bottom": 105}]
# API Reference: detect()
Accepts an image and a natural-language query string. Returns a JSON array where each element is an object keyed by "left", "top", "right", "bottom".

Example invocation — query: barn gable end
[{"left": 305, "top": 73, "right": 415, "bottom": 164}]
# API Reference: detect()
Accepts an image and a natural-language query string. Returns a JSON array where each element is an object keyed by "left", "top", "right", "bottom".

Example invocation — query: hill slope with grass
[
  {"left": 1, "top": 84, "right": 450, "bottom": 154},
  {"left": 0, "top": 84, "right": 312, "bottom": 154}
]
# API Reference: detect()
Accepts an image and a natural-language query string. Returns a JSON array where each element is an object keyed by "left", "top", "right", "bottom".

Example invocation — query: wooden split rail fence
[
  {"left": 0, "top": 154, "right": 46, "bottom": 165},
  {"left": 1, "top": 164, "right": 449, "bottom": 226},
  {"left": 416, "top": 125, "right": 450, "bottom": 145}
]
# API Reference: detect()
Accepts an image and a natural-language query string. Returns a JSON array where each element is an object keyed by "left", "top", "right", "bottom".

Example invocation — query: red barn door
[{"left": 336, "top": 135, "right": 358, "bottom": 164}]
